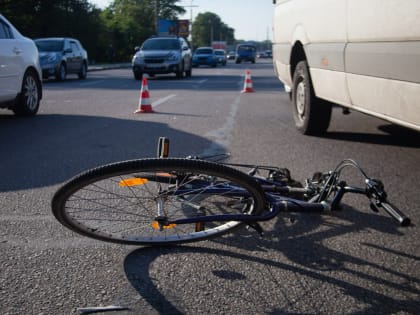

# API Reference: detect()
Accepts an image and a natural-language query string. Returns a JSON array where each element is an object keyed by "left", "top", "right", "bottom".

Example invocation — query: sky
[{"left": 89, "top": 0, "right": 274, "bottom": 41}]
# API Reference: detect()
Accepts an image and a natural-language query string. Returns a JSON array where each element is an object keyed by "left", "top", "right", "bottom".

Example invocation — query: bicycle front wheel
[{"left": 52, "top": 158, "right": 266, "bottom": 245}]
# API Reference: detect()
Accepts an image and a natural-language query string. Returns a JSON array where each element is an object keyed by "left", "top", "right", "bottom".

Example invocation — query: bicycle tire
[{"left": 52, "top": 158, "right": 266, "bottom": 245}]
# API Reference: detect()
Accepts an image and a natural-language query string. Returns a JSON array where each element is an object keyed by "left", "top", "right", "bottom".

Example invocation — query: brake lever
[{"left": 365, "top": 178, "right": 387, "bottom": 201}]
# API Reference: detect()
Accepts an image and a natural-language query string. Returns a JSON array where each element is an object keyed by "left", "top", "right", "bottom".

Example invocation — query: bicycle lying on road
[{"left": 52, "top": 137, "right": 410, "bottom": 246}]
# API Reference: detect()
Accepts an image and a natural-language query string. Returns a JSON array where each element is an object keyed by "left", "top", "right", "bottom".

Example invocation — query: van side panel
[
  {"left": 347, "top": 0, "right": 420, "bottom": 42},
  {"left": 307, "top": 43, "right": 352, "bottom": 106},
  {"left": 346, "top": 0, "right": 420, "bottom": 129},
  {"left": 273, "top": 0, "right": 348, "bottom": 100}
]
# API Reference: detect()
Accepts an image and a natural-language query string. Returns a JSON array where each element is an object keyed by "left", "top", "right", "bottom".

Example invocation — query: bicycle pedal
[{"left": 247, "top": 222, "right": 264, "bottom": 237}]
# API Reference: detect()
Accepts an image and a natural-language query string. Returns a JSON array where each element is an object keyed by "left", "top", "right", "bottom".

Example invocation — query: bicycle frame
[{"left": 162, "top": 171, "right": 410, "bottom": 228}]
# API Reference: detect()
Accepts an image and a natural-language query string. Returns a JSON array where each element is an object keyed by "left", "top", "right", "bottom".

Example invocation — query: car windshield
[
  {"left": 196, "top": 48, "right": 212, "bottom": 54},
  {"left": 35, "top": 40, "right": 64, "bottom": 52},
  {"left": 142, "top": 39, "right": 180, "bottom": 50},
  {"left": 238, "top": 45, "right": 256, "bottom": 52}
]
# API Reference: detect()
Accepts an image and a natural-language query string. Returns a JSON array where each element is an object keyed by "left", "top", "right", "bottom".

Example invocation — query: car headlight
[{"left": 132, "top": 54, "right": 144, "bottom": 64}]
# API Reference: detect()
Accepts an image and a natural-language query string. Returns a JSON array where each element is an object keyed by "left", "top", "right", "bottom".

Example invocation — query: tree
[
  {"left": 191, "top": 12, "right": 235, "bottom": 49},
  {"left": 0, "top": 0, "right": 187, "bottom": 62},
  {"left": 99, "top": 0, "right": 156, "bottom": 61},
  {"left": 156, "top": 0, "right": 186, "bottom": 20},
  {"left": 1, "top": 0, "right": 104, "bottom": 60}
]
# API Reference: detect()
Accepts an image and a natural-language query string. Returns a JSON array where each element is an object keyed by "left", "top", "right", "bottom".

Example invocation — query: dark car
[
  {"left": 132, "top": 36, "right": 192, "bottom": 80},
  {"left": 35, "top": 37, "right": 88, "bottom": 81},
  {"left": 235, "top": 44, "right": 256, "bottom": 64},
  {"left": 214, "top": 49, "right": 227, "bottom": 66},
  {"left": 192, "top": 47, "right": 217, "bottom": 67}
]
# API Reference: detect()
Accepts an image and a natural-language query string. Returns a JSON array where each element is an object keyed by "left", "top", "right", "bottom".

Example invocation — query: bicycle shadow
[{"left": 122, "top": 204, "right": 419, "bottom": 314}]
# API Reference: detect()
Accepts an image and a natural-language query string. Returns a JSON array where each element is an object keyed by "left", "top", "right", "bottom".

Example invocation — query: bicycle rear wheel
[{"left": 52, "top": 158, "right": 266, "bottom": 245}]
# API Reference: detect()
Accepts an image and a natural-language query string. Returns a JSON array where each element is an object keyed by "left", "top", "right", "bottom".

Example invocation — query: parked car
[
  {"left": 132, "top": 36, "right": 192, "bottom": 80},
  {"left": 192, "top": 47, "right": 217, "bottom": 67},
  {"left": 235, "top": 44, "right": 256, "bottom": 64},
  {"left": 258, "top": 50, "right": 272, "bottom": 59},
  {"left": 34, "top": 37, "right": 88, "bottom": 81},
  {"left": 257, "top": 51, "right": 267, "bottom": 58},
  {"left": 214, "top": 49, "right": 227, "bottom": 66},
  {"left": 0, "top": 14, "right": 42, "bottom": 116},
  {"left": 227, "top": 51, "right": 236, "bottom": 60}
]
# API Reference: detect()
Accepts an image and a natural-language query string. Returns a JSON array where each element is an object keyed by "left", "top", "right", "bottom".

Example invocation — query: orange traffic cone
[
  {"left": 241, "top": 69, "right": 254, "bottom": 93},
  {"left": 134, "top": 77, "right": 154, "bottom": 113}
]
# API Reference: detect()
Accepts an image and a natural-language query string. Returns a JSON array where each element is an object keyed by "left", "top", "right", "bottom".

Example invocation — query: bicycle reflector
[
  {"left": 119, "top": 178, "right": 148, "bottom": 187},
  {"left": 151, "top": 221, "right": 176, "bottom": 230}
]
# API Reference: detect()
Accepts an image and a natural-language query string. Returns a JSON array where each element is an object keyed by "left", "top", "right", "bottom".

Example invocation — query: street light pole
[
  {"left": 182, "top": 1, "right": 198, "bottom": 43},
  {"left": 208, "top": 20, "right": 214, "bottom": 46}
]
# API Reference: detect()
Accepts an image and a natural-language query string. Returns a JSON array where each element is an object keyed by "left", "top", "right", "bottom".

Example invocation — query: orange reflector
[
  {"left": 119, "top": 178, "right": 148, "bottom": 187},
  {"left": 155, "top": 172, "right": 176, "bottom": 178},
  {"left": 195, "top": 222, "right": 205, "bottom": 232},
  {"left": 151, "top": 221, "right": 176, "bottom": 230}
]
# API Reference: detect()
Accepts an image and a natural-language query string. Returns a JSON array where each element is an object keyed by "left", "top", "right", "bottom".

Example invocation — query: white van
[{"left": 272, "top": 0, "right": 420, "bottom": 135}]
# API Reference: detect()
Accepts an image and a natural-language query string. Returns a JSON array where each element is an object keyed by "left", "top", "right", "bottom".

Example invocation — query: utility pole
[
  {"left": 155, "top": 0, "right": 160, "bottom": 35},
  {"left": 182, "top": 1, "right": 198, "bottom": 43}
]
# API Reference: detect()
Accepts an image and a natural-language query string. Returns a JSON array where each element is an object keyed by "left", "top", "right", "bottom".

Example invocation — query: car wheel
[
  {"left": 134, "top": 71, "right": 143, "bottom": 80},
  {"left": 292, "top": 60, "right": 332, "bottom": 135},
  {"left": 56, "top": 63, "right": 67, "bottom": 81},
  {"left": 78, "top": 62, "right": 87, "bottom": 79},
  {"left": 13, "top": 69, "right": 41, "bottom": 116},
  {"left": 185, "top": 65, "right": 192, "bottom": 77},
  {"left": 176, "top": 62, "right": 184, "bottom": 79}
]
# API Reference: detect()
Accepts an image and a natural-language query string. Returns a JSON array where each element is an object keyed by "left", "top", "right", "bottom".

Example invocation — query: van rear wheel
[{"left": 292, "top": 60, "right": 331, "bottom": 135}]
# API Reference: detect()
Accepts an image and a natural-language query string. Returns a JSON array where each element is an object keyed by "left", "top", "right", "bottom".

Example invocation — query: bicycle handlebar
[
  {"left": 371, "top": 200, "right": 411, "bottom": 227},
  {"left": 364, "top": 178, "right": 410, "bottom": 226}
]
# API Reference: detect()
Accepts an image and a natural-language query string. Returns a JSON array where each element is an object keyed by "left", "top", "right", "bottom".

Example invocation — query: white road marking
[
  {"left": 201, "top": 94, "right": 241, "bottom": 157},
  {"left": 152, "top": 94, "right": 177, "bottom": 107}
]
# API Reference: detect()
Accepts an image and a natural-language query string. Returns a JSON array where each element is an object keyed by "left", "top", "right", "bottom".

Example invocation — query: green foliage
[
  {"left": 0, "top": 0, "right": 239, "bottom": 62},
  {"left": 191, "top": 12, "right": 235, "bottom": 49},
  {"left": 99, "top": 0, "right": 156, "bottom": 61},
  {"left": 158, "top": 0, "right": 186, "bottom": 19},
  {"left": 1, "top": 0, "right": 106, "bottom": 61}
]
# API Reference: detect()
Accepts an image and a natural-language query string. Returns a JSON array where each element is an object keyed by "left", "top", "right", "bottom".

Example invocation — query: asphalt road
[{"left": 1, "top": 60, "right": 419, "bottom": 314}]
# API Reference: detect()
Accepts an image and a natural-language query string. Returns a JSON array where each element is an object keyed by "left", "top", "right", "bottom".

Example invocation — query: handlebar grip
[{"left": 380, "top": 201, "right": 410, "bottom": 227}]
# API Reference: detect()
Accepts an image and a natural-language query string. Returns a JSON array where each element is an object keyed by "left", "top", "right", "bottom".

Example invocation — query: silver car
[
  {"left": 0, "top": 14, "right": 42, "bottom": 116},
  {"left": 132, "top": 36, "right": 192, "bottom": 80},
  {"left": 35, "top": 37, "right": 88, "bottom": 81}
]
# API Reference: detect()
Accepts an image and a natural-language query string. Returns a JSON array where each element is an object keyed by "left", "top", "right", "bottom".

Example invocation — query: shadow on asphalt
[
  {"left": 322, "top": 124, "right": 420, "bottom": 149},
  {"left": 123, "top": 205, "right": 418, "bottom": 314},
  {"left": 0, "top": 114, "right": 219, "bottom": 192}
]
